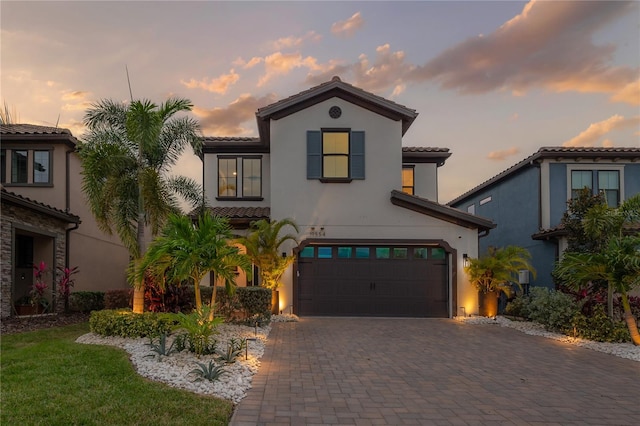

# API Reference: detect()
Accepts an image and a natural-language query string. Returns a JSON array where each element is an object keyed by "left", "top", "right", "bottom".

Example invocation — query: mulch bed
[{"left": 1, "top": 312, "right": 90, "bottom": 335}]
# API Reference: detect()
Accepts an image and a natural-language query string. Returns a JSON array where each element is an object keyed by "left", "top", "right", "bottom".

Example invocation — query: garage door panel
[{"left": 296, "top": 245, "right": 449, "bottom": 317}]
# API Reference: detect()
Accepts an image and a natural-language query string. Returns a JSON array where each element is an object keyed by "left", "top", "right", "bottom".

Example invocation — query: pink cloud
[
  {"left": 258, "top": 52, "right": 324, "bottom": 87},
  {"left": 271, "top": 31, "right": 322, "bottom": 50},
  {"left": 192, "top": 93, "right": 278, "bottom": 135},
  {"left": 487, "top": 147, "right": 520, "bottom": 161},
  {"left": 562, "top": 115, "right": 640, "bottom": 147},
  {"left": 181, "top": 69, "right": 240, "bottom": 94},
  {"left": 331, "top": 12, "right": 364, "bottom": 38},
  {"left": 407, "top": 1, "right": 637, "bottom": 101}
]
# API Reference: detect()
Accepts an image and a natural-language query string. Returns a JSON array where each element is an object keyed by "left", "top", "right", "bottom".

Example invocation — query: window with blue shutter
[{"left": 306, "top": 129, "right": 365, "bottom": 182}]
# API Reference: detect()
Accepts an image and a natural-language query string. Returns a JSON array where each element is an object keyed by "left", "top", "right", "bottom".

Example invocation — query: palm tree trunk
[
  {"left": 208, "top": 284, "right": 216, "bottom": 322},
  {"left": 132, "top": 213, "right": 146, "bottom": 314},
  {"left": 607, "top": 284, "right": 614, "bottom": 319},
  {"left": 621, "top": 293, "right": 640, "bottom": 346}
]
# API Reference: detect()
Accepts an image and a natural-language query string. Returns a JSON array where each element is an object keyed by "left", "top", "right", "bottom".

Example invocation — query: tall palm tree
[
  {"left": 135, "top": 212, "right": 251, "bottom": 321},
  {"left": 79, "top": 97, "right": 203, "bottom": 313},
  {"left": 555, "top": 194, "right": 640, "bottom": 345},
  {"left": 239, "top": 218, "right": 299, "bottom": 291},
  {"left": 465, "top": 246, "right": 536, "bottom": 317}
]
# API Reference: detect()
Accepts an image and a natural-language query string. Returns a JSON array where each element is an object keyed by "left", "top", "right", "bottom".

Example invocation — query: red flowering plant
[
  {"left": 30, "top": 261, "right": 49, "bottom": 310},
  {"left": 57, "top": 265, "right": 79, "bottom": 312}
]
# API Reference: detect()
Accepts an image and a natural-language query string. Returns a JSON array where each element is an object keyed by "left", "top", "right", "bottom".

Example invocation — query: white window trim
[{"left": 566, "top": 164, "right": 625, "bottom": 202}]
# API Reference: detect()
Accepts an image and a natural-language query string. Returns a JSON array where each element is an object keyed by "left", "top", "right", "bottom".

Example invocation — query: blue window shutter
[
  {"left": 307, "top": 131, "right": 322, "bottom": 179},
  {"left": 350, "top": 131, "right": 365, "bottom": 179}
]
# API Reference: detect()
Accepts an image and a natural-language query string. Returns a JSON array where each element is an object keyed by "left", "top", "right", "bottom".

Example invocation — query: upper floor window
[
  {"left": 11, "top": 150, "right": 28, "bottom": 184},
  {"left": 33, "top": 150, "right": 51, "bottom": 184},
  {"left": 0, "top": 149, "right": 6, "bottom": 183},
  {"left": 402, "top": 166, "right": 414, "bottom": 195},
  {"left": 307, "top": 130, "right": 364, "bottom": 182},
  {"left": 218, "top": 157, "right": 237, "bottom": 197},
  {"left": 571, "top": 169, "right": 620, "bottom": 206},
  {"left": 218, "top": 156, "right": 263, "bottom": 199}
]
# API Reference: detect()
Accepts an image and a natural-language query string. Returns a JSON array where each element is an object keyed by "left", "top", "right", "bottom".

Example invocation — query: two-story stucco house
[
  {"left": 202, "top": 77, "right": 494, "bottom": 318},
  {"left": 448, "top": 147, "right": 640, "bottom": 289},
  {"left": 1, "top": 124, "right": 130, "bottom": 317}
]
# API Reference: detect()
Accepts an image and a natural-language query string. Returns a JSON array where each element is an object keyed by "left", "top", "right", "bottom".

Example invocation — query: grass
[{"left": 1, "top": 322, "right": 233, "bottom": 425}]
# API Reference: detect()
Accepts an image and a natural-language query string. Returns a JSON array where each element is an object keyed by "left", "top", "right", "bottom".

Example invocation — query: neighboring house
[
  {"left": 1, "top": 124, "right": 130, "bottom": 317},
  {"left": 448, "top": 147, "right": 640, "bottom": 289},
  {"left": 202, "top": 77, "right": 494, "bottom": 318}
]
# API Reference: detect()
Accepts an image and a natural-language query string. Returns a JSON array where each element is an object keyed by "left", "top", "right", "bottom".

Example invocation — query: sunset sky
[{"left": 2, "top": 1, "right": 639, "bottom": 203}]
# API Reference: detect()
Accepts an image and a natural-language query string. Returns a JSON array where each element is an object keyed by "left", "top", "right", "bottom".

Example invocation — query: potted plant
[
  {"left": 465, "top": 246, "right": 536, "bottom": 317},
  {"left": 239, "top": 218, "right": 299, "bottom": 314}
]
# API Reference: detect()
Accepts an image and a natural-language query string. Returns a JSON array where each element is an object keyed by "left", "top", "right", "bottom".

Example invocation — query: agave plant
[
  {"left": 145, "top": 332, "right": 179, "bottom": 359},
  {"left": 189, "top": 361, "right": 226, "bottom": 382}
]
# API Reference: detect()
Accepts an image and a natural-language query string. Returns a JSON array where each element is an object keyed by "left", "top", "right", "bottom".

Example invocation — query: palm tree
[
  {"left": 79, "top": 97, "right": 203, "bottom": 313},
  {"left": 135, "top": 212, "right": 251, "bottom": 321},
  {"left": 555, "top": 194, "right": 640, "bottom": 345},
  {"left": 239, "top": 218, "right": 299, "bottom": 291},
  {"left": 465, "top": 246, "right": 536, "bottom": 317}
]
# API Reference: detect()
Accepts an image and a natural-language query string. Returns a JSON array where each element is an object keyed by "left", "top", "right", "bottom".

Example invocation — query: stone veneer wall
[{"left": 1, "top": 203, "right": 69, "bottom": 318}]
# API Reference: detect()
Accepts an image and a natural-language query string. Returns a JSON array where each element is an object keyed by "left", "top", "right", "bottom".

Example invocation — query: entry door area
[{"left": 296, "top": 244, "right": 449, "bottom": 317}]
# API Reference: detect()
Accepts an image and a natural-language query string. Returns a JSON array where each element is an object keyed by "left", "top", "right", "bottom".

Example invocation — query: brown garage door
[{"left": 296, "top": 245, "right": 448, "bottom": 317}]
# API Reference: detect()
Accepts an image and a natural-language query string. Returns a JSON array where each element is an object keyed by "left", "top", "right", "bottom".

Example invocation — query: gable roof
[
  {"left": 1, "top": 124, "right": 78, "bottom": 148},
  {"left": 202, "top": 136, "right": 265, "bottom": 154},
  {"left": 1, "top": 187, "right": 81, "bottom": 224},
  {"left": 193, "top": 206, "right": 270, "bottom": 229},
  {"left": 255, "top": 76, "right": 418, "bottom": 147},
  {"left": 447, "top": 147, "right": 640, "bottom": 206},
  {"left": 390, "top": 190, "right": 495, "bottom": 232}
]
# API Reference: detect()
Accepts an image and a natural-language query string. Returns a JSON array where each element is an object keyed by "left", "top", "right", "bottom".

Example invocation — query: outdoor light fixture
[{"left": 463, "top": 253, "right": 470, "bottom": 268}]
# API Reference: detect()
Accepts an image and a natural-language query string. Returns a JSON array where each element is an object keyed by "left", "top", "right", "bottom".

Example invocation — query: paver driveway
[{"left": 231, "top": 318, "right": 640, "bottom": 425}]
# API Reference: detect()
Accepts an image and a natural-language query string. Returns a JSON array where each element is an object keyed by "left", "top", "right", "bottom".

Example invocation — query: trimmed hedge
[
  {"left": 105, "top": 289, "right": 133, "bottom": 310},
  {"left": 89, "top": 309, "right": 175, "bottom": 338},
  {"left": 69, "top": 291, "right": 105, "bottom": 312}
]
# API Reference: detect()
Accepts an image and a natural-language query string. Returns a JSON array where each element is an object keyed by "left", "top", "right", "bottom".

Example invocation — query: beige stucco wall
[{"left": 412, "top": 163, "right": 439, "bottom": 201}]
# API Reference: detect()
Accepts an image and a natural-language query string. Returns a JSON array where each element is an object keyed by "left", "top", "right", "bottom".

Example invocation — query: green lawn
[{"left": 1, "top": 323, "right": 233, "bottom": 425}]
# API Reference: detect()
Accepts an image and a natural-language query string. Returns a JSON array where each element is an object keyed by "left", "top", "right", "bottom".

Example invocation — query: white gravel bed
[
  {"left": 456, "top": 315, "right": 640, "bottom": 362},
  {"left": 76, "top": 314, "right": 299, "bottom": 403}
]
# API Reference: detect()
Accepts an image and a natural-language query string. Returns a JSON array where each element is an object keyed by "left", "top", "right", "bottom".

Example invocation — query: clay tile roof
[
  {"left": 402, "top": 147, "right": 450, "bottom": 153},
  {"left": 207, "top": 206, "right": 270, "bottom": 219},
  {"left": 1, "top": 187, "right": 80, "bottom": 224},
  {"left": 203, "top": 137, "right": 260, "bottom": 143},
  {"left": 1, "top": 124, "right": 73, "bottom": 135}
]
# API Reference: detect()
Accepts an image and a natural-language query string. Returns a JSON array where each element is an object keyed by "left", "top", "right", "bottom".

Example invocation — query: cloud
[
  {"left": 331, "top": 12, "right": 364, "bottom": 38},
  {"left": 406, "top": 1, "right": 637, "bottom": 102},
  {"left": 610, "top": 79, "right": 640, "bottom": 106},
  {"left": 192, "top": 93, "right": 278, "bottom": 135},
  {"left": 487, "top": 147, "right": 520, "bottom": 161},
  {"left": 181, "top": 69, "right": 240, "bottom": 94},
  {"left": 562, "top": 115, "right": 640, "bottom": 147},
  {"left": 306, "top": 44, "right": 414, "bottom": 94},
  {"left": 271, "top": 31, "right": 322, "bottom": 50},
  {"left": 61, "top": 101, "right": 93, "bottom": 112},
  {"left": 258, "top": 52, "right": 324, "bottom": 87},
  {"left": 61, "top": 90, "right": 90, "bottom": 101},
  {"left": 510, "top": 113, "right": 519, "bottom": 121}
]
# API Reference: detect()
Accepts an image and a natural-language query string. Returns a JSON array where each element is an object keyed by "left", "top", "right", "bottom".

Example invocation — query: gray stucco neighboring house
[{"left": 448, "top": 147, "right": 640, "bottom": 289}]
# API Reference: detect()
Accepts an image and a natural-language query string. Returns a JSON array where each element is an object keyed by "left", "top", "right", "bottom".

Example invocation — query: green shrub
[
  {"left": 573, "top": 304, "right": 631, "bottom": 343},
  {"left": 89, "top": 309, "right": 175, "bottom": 338},
  {"left": 526, "top": 287, "right": 583, "bottom": 333},
  {"left": 238, "top": 287, "right": 272, "bottom": 317},
  {"left": 104, "top": 289, "right": 133, "bottom": 309},
  {"left": 505, "top": 294, "right": 531, "bottom": 318},
  {"left": 69, "top": 291, "right": 105, "bottom": 312}
]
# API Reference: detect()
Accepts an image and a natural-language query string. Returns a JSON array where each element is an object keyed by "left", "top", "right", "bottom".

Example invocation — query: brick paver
[{"left": 230, "top": 318, "right": 640, "bottom": 425}]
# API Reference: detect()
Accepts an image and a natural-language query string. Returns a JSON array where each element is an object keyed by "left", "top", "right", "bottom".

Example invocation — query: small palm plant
[{"left": 465, "top": 246, "right": 536, "bottom": 317}]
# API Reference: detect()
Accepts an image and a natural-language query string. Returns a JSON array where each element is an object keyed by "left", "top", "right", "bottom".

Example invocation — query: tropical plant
[
  {"left": 239, "top": 218, "right": 299, "bottom": 291},
  {"left": 0, "top": 101, "right": 20, "bottom": 124},
  {"left": 465, "top": 246, "right": 536, "bottom": 295},
  {"left": 215, "top": 339, "right": 245, "bottom": 364},
  {"left": 134, "top": 212, "right": 251, "bottom": 319},
  {"left": 189, "top": 361, "right": 226, "bottom": 383},
  {"left": 554, "top": 195, "right": 640, "bottom": 345},
  {"left": 79, "top": 97, "right": 203, "bottom": 313},
  {"left": 173, "top": 306, "right": 221, "bottom": 356},
  {"left": 30, "top": 261, "right": 49, "bottom": 309},
  {"left": 57, "top": 265, "right": 79, "bottom": 312},
  {"left": 145, "top": 332, "right": 179, "bottom": 359}
]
